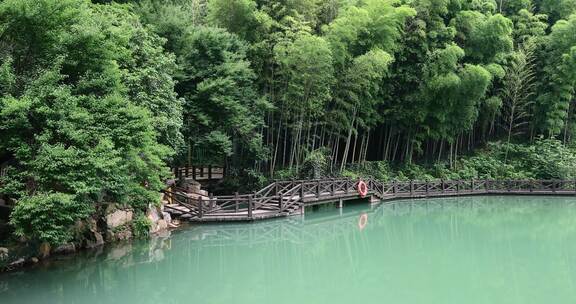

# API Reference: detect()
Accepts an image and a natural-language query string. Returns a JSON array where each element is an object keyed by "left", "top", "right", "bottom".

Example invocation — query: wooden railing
[
  {"left": 163, "top": 179, "right": 576, "bottom": 222},
  {"left": 173, "top": 166, "right": 225, "bottom": 181}
]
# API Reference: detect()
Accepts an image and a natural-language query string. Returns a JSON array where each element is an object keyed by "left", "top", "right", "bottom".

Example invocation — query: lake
[{"left": 2, "top": 196, "right": 576, "bottom": 304}]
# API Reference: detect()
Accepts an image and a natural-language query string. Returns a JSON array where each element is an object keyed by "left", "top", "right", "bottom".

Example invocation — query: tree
[
  {"left": 0, "top": 0, "right": 172, "bottom": 244},
  {"left": 273, "top": 34, "right": 334, "bottom": 170},
  {"left": 452, "top": 12, "right": 514, "bottom": 65},
  {"left": 336, "top": 49, "right": 394, "bottom": 171},
  {"left": 533, "top": 15, "right": 576, "bottom": 137},
  {"left": 175, "top": 26, "right": 271, "bottom": 167},
  {"left": 103, "top": 4, "right": 184, "bottom": 152},
  {"left": 538, "top": 0, "right": 576, "bottom": 22},
  {"left": 207, "top": 0, "right": 272, "bottom": 42},
  {"left": 500, "top": 43, "right": 537, "bottom": 161}
]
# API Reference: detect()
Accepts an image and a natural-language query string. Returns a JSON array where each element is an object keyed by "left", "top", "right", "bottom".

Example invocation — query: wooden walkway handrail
[
  {"left": 164, "top": 178, "right": 576, "bottom": 222},
  {"left": 173, "top": 165, "right": 226, "bottom": 181}
]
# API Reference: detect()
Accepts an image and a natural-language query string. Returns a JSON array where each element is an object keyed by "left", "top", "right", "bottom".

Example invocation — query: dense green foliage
[
  {"left": 344, "top": 139, "right": 576, "bottom": 181},
  {"left": 3, "top": 0, "right": 576, "bottom": 244},
  {"left": 0, "top": 0, "right": 173, "bottom": 244},
  {"left": 9, "top": 193, "right": 92, "bottom": 245}
]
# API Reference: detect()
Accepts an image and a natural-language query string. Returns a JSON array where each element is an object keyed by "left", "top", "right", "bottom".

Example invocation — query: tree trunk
[{"left": 340, "top": 108, "right": 357, "bottom": 173}]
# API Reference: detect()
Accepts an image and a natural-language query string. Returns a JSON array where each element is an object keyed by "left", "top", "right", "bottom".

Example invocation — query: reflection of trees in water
[
  {"left": 2, "top": 195, "right": 576, "bottom": 304},
  {"left": 182, "top": 196, "right": 576, "bottom": 248},
  {"left": 388, "top": 196, "right": 576, "bottom": 241},
  {"left": 0, "top": 233, "right": 173, "bottom": 302}
]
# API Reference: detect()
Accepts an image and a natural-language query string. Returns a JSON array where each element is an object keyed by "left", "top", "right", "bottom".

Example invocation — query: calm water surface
[{"left": 2, "top": 196, "right": 576, "bottom": 304}]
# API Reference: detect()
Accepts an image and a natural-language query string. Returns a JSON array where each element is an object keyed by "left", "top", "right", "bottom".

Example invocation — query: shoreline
[{"left": 0, "top": 221, "right": 191, "bottom": 274}]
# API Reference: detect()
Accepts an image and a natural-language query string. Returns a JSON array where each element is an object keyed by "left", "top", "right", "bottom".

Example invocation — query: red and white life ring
[
  {"left": 357, "top": 180, "right": 368, "bottom": 197},
  {"left": 358, "top": 213, "right": 368, "bottom": 230}
]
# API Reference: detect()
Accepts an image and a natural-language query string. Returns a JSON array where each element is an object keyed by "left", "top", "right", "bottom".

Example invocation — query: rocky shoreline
[
  {"left": 0, "top": 179, "right": 211, "bottom": 273},
  {"left": 0, "top": 195, "right": 180, "bottom": 273}
]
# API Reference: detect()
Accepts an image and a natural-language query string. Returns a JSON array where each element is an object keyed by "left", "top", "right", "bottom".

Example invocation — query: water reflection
[{"left": 1, "top": 196, "right": 576, "bottom": 304}]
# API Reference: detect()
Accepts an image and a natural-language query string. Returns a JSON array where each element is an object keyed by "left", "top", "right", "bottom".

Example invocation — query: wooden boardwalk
[{"left": 163, "top": 179, "right": 576, "bottom": 222}]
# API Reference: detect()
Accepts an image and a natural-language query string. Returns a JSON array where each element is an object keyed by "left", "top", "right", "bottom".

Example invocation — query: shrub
[
  {"left": 131, "top": 214, "right": 152, "bottom": 239},
  {"left": 529, "top": 139, "right": 576, "bottom": 179},
  {"left": 217, "top": 168, "right": 268, "bottom": 193},
  {"left": 300, "top": 148, "right": 331, "bottom": 179},
  {"left": 10, "top": 193, "right": 92, "bottom": 246}
]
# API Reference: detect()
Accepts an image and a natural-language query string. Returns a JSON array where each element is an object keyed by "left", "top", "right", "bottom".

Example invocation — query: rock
[
  {"left": 30, "top": 257, "right": 39, "bottom": 263},
  {"left": 105, "top": 227, "right": 133, "bottom": 242},
  {"left": 147, "top": 205, "right": 162, "bottom": 223},
  {"left": 85, "top": 231, "right": 104, "bottom": 249},
  {"left": 105, "top": 230, "right": 115, "bottom": 242},
  {"left": 115, "top": 229, "right": 132, "bottom": 241},
  {"left": 162, "top": 212, "right": 172, "bottom": 223},
  {"left": 38, "top": 242, "right": 51, "bottom": 258},
  {"left": 183, "top": 180, "right": 201, "bottom": 193},
  {"left": 9, "top": 258, "right": 24, "bottom": 268},
  {"left": 53, "top": 243, "right": 76, "bottom": 255},
  {"left": 148, "top": 205, "right": 172, "bottom": 234},
  {"left": 156, "top": 219, "right": 168, "bottom": 232},
  {"left": 82, "top": 217, "right": 104, "bottom": 248},
  {"left": 0, "top": 247, "right": 8, "bottom": 260},
  {"left": 105, "top": 209, "right": 133, "bottom": 229}
]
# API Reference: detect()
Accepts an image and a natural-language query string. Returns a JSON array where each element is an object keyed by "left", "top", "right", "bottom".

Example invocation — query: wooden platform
[{"left": 163, "top": 179, "right": 576, "bottom": 222}]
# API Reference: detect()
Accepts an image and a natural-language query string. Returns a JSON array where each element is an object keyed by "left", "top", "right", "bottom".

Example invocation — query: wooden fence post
[
  {"left": 456, "top": 180, "right": 460, "bottom": 194},
  {"left": 198, "top": 196, "right": 203, "bottom": 219},
  {"left": 209, "top": 193, "right": 214, "bottom": 209},
  {"left": 316, "top": 180, "right": 321, "bottom": 198},
  {"left": 235, "top": 192, "right": 239, "bottom": 212},
  {"left": 208, "top": 165, "right": 212, "bottom": 180},
  {"left": 441, "top": 179, "right": 445, "bottom": 193},
  {"left": 410, "top": 180, "right": 414, "bottom": 196},
  {"left": 192, "top": 166, "right": 196, "bottom": 180},
  {"left": 471, "top": 179, "right": 474, "bottom": 193},
  {"left": 330, "top": 179, "right": 335, "bottom": 196},
  {"left": 248, "top": 194, "right": 253, "bottom": 219},
  {"left": 393, "top": 180, "right": 397, "bottom": 194}
]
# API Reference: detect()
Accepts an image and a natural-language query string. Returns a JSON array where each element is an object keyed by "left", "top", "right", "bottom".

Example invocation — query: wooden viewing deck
[{"left": 163, "top": 179, "right": 576, "bottom": 222}]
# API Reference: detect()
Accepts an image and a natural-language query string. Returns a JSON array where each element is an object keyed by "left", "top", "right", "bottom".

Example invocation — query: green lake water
[{"left": 2, "top": 195, "right": 576, "bottom": 304}]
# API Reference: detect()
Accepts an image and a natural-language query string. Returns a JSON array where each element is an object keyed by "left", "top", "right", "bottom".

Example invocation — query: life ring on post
[
  {"left": 358, "top": 213, "right": 368, "bottom": 230},
  {"left": 357, "top": 180, "right": 368, "bottom": 198}
]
